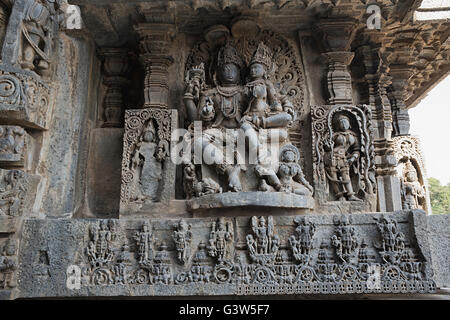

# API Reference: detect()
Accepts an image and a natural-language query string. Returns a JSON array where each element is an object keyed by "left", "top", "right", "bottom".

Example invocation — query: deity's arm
[
  {"left": 416, "top": 183, "right": 426, "bottom": 198},
  {"left": 293, "top": 165, "right": 314, "bottom": 193},
  {"left": 347, "top": 132, "right": 361, "bottom": 162},
  {"left": 262, "top": 112, "right": 292, "bottom": 129},
  {"left": 184, "top": 98, "right": 198, "bottom": 124},
  {"left": 266, "top": 80, "right": 282, "bottom": 110}
]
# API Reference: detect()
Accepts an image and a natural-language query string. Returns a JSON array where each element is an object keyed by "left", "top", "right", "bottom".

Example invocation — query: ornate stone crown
[
  {"left": 217, "top": 41, "right": 245, "bottom": 69},
  {"left": 250, "top": 42, "right": 272, "bottom": 70}
]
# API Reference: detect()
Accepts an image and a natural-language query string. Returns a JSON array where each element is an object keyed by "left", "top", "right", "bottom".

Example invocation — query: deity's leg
[
  {"left": 241, "top": 122, "right": 259, "bottom": 164},
  {"left": 327, "top": 170, "right": 344, "bottom": 200},
  {"left": 341, "top": 169, "right": 360, "bottom": 201}
]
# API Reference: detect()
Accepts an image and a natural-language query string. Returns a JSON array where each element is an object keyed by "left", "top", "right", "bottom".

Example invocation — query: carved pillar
[
  {"left": 119, "top": 21, "right": 178, "bottom": 217},
  {"left": 315, "top": 19, "right": 357, "bottom": 105},
  {"left": 135, "top": 23, "right": 175, "bottom": 109},
  {"left": 357, "top": 43, "right": 402, "bottom": 212},
  {"left": 99, "top": 48, "right": 130, "bottom": 128},
  {"left": 390, "top": 65, "right": 415, "bottom": 136}
]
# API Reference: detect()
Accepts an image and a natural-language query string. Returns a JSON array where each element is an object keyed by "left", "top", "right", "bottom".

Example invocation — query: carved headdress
[
  {"left": 280, "top": 144, "right": 300, "bottom": 162},
  {"left": 217, "top": 41, "right": 245, "bottom": 69},
  {"left": 250, "top": 42, "right": 272, "bottom": 70}
]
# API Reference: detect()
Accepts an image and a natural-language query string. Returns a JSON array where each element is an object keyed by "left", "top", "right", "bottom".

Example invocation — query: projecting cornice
[{"left": 68, "top": 0, "right": 449, "bottom": 109}]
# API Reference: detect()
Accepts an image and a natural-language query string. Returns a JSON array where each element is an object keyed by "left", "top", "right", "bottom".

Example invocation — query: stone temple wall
[{"left": 0, "top": 0, "right": 448, "bottom": 299}]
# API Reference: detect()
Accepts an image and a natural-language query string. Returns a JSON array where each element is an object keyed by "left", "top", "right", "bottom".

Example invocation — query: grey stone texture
[
  {"left": 16, "top": 211, "right": 437, "bottom": 298},
  {"left": 427, "top": 214, "right": 450, "bottom": 288},
  {"left": 0, "top": 0, "right": 448, "bottom": 300}
]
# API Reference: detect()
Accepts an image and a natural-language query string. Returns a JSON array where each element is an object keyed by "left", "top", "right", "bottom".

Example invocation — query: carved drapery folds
[
  {"left": 393, "top": 136, "right": 431, "bottom": 214},
  {"left": 311, "top": 104, "right": 376, "bottom": 209},
  {"left": 69, "top": 212, "right": 435, "bottom": 295},
  {"left": 99, "top": 48, "right": 130, "bottom": 128}
]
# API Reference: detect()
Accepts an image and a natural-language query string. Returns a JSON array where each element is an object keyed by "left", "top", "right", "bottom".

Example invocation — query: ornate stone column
[
  {"left": 356, "top": 35, "right": 402, "bottom": 212},
  {"left": 99, "top": 48, "right": 130, "bottom": 128},
  {"left": 390, "top": 65, "right": 415, "bottom": 136},
  {"left": 119, "top": 21, "right": 178, "bottom": 217},
  {"left": 135, "top": 23, "right": 175, "bottom": 109},
  {"left": 315, "top": 19, "right": 357, "bottom": 105}
]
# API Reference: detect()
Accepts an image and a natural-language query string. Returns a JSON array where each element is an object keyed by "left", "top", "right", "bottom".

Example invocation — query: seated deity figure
[
  {"left": 241, "top": 42, "right": 294, "bottom": 166},
  {"left": 184, "top": 42, "right": 247, "bottom": 192},
  {"left": 401, "top": 160, "right": 425, "bottom": 210},
  {"left": 324, "top": 114, "right": 361, "bottom": 201}
]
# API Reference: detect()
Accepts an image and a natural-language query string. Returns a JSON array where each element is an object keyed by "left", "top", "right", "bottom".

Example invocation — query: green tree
[{"left": 428, "top": 177, "right": 450, "bottom": 214}]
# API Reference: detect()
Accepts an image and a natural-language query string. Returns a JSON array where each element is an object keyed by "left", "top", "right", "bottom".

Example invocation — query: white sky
[{"left": 409, "top": 75, "right": 450, "bottom": 185}]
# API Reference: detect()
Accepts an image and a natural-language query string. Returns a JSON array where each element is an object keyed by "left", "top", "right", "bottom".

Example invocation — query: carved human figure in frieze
[
  {"left": 246, "top": 216, "right": 279, "bottom": 265},
  {"left": 130, "top": 120, "right": 162, "bottom": 202},
  {"left": 374, "top": 216, "right": 424, "bottom": 280},
  {"left": 172, "top": 219, "right": 192, "bottom": 265},
  {"left": 86, "top": 220, "right": 117, "bottom": 268},
  {"left": 324, "top": 114, "right": 361, "bottom": 201},
  {"left": 0, "top": 170, "right": 26, "bottom": 217},
  {"left": 374, "top": 216, "right": 407, "bottom": 265},
  {"left": 134, "top": 222, "right": 154, "bottom": 265},
  {"left": 184, "top": 41, "right": 247, "bottom": 192},
  {"left": 289, "top": 217, "right": 316, "bottom": 263},
  {"left": 20, "top": 0, "right": 60, "bottom": 76},
  {"left": 331, "top": 216, "right": 358, "bottom": 264},
  {"left": 208, "top": 217, "right": 233, "bottom": 262},
  {"left": 401, "top": 160, "right": 426, "bottom": 210}
]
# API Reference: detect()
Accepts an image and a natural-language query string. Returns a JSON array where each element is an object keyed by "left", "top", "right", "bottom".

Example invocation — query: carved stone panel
[
  {"left": 0, "top": 238, "right": 18, "bottom": 290},
  {"left": 17, "top": 211, "right": 436, "bottom": 298},
  {"left": 1, "top": 0, "right": 62, "bottom": 78},
  {"left": 311, "top": 104, "right": 377, "bottom": 212},
  {"left": 0, "top": 168, "right": 39, "bottom": 219},
  {"left": 120, "top": 108, "right": 178, "bottom": 216},
  {"left": 393, "top": 136, "right": 431, "bottom": 214},
  {"left": 182, "top": 20, "right": 313, "bottom": 212},
  {"left": 0, "top": 64, "right": 53, "bottom": 130},
  {"left": 0, "top": 125, "right": 34, "bottom": 169}
]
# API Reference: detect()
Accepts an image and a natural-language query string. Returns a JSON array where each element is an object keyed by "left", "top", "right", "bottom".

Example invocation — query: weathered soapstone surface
[
  {"left": 0, "top": 168, "right": 40, "bottom": 219},
  {"left": 17, "top": 211, "right": 437, "bottom": 298},
  {"left": 0, "top": 125, "right": 34, "bottom": 169},
  {"left": 0, "top": 63, "right": 53, "bottom": 130},
  {"left": 427, "top": 214, "right": 450, "bottom": 288},
  {"left": 86, "top": 128, "right": 123, "bottom": 218},
  {"left": 38, "top": 32, "right": 100, "bottom": 218},
  {"left": 0, "top": 0, "right": 448, "bottom": 301}
]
